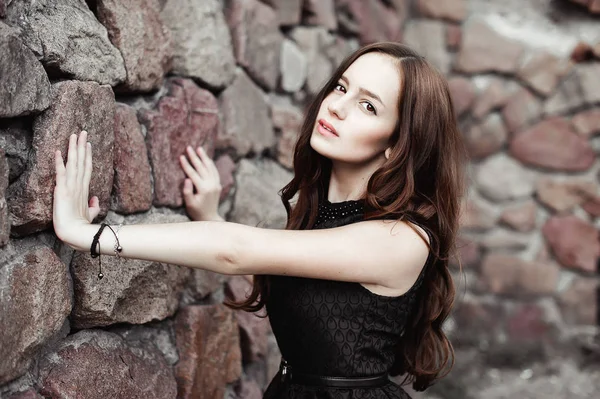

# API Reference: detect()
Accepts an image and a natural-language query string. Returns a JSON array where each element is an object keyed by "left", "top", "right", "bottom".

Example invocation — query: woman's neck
[{"left": 327, "top": 157, "right": 385, "bottom": 202}]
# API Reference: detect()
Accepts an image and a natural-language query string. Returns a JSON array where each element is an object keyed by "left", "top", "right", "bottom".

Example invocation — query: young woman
[{"left": 53, "top": 42, "right": 467, "bottom": 398}]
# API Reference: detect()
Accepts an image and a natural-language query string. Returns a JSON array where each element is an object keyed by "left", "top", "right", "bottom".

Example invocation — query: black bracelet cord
[{"left": 90, "top": 223, "right": 121, "bottom": 280}]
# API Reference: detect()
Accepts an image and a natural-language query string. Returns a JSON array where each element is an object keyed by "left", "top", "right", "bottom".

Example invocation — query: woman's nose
[{"left": 327, "top": 97, "right": 346, "bottom": 120}]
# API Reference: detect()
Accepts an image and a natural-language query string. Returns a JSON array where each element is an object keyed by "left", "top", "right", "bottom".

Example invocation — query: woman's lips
[{"left": 317, "top": 119, "right": 338, "bottom": 137}]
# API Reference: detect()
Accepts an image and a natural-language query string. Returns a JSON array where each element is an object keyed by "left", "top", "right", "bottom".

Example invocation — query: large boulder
[
  {"left": 38, "top": 330, "right": 177, "bottom": 399},
  {"left": 0, "top": 243, "right": 72, "bottom": 384},
  {"left": 95, "top": 0, "right": 172, "bottom": 92},
  {"left": 7, "top": 80, "right": 115, "bottom": 236},
  {"left": 111, "top": 103, "right": 153, "bottom": 214},
  {"left": 218, "top": 70, "right": 275, "bottom": 156},
  {"left": 0, "top": 22, "right": 51, "bottom": 118},
  {"left": 225, "top": 0, "right": 283, "bottom": 91},
  {"left": 160, "top": 0, "right": 236, "bottom": 89},
  {"left": 5, "top": 0, "right": 126, "bottom": 86},
  {"left": 229, "top": 159, "right": 292, "bottom": 229},
  {"left": 174, "top": 305, "right": 242, "bottom": 399}
]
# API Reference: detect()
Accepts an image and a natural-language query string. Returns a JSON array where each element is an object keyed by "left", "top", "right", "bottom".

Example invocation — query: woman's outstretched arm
[{"left": 54, "top": 132, "right": 429, "bottom": 292}]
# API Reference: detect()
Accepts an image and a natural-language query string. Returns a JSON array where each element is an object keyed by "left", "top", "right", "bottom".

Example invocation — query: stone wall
[{"left": 0, "top": 0, "right": 599, "bottom": 398}]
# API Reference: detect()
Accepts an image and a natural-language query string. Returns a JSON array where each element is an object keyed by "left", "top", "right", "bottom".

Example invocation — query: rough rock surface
[
  {"left": 0, "top": 150, "right": 8, "bottom": 247},
  {"left": 455, "top": 19, "right": 525, "bottom": 73},
  {"left": 416, "top": 0, "right": 467, "bottom": 22},
  {"left": 0, "top": 246, "right": 71, "bottom": 384},
  {"left": 0, "top": 118, "right": 33, "bottom": 184},
  {"left": 139, "top": 78, "right": 219, "bottom": 207},
  {"left": 229, "top": 159, "right": 292, "bottom": 229},
  {"left": 174, "top": 305, "right": 242, "bottom": 399},
  {"left": 475, "top": 154, "right": 536, "bottom": 202},
  {"left": 509, "top": 118, "right": 595, "bottom": 171},
  {"left": 5, "top": 0, "right": 126, "bottom": 85},
  {"left": 0, "top": 22, "right": 52, "bottom": 118},
  {"left": 70, "top": 211, "right": 191, "bottom": 329},
  {"left": 7, "top": 80, "right": 115, "bottom": 236},
  {"left": 403, "top": 19, "right": 450, "bottom": 74},
  {"left": 225, "top": 0, "right": 283, "bottom": 90},
  {"left": 226, "top": 276, "right": 269, "bottom": 362},
  {"left": 218, "top": 70, "right": 275, "bottom": 156},
  {"left": 38, "top": 330, "right": 177, "bottom": 399},
  {"left": 542, "top": 215, "right": 600, "bottom": 273},
  {"left": 111, "top": 103, "right": 153, "bottom": 214},
  {"left": 95, "top": 0, "right": 172, "bottom": 92},
  {"left": 160, "top": 0, "right": 236, "bottom": 89},
  {"left": 271, "top": 101, "right": 303, "bottom": 169}
]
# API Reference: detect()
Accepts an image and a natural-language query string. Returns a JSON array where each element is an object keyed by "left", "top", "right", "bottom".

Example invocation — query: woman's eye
[
  {"left": 334, "top": 83, "right": 346, "bottom": 93},
  {"left": 362, "top": 102, "right": 376, "bottom": 115}
]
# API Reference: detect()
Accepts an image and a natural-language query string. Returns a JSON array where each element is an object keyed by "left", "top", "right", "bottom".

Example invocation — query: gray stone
[
  {"left": 218, "top": 69, "right": 275, "bottom": 156},
  {"left": 335, "top": 0, "right": 403, "bottom": 45},
  {"left": 260, "top": 0, "right": 302, "bottom": 26},
  {"left": 7, "top": 80, "right": 115, "bottom": 236},
  {"left": 464, "top": 113, "right": 508, "bottom": 160},
  {"left": 455, "top": 19, "right": 525, "bottom": 73},
  {"left": 230, "top": 159, "right": 292, "bottom": 229},
  {"left": 95, "top": 0, "right": 173, "bottom": 92},
  {"left": 303, "top": 0, "right": 337, "bottom": 30},
  {"left": 5, "top": 0, "right": 126, "bottom": 86},
  {"left": 543, "top": 71, "right": 585, "bottom": 116},
  {"left": 160, "top": 0, "right": 236, "bottom": 89},
  {"left": 577, "top": 63, "right": 600, "bottom": 105},
  {"left": 174, "top": 305, "right": 241, "bottom": 399},
  {"left": 70, "top": 211, "right": 191, "bottom": 329},
  {"left": 0, "top": 118, "right": 32, "bottom": 183},
  {"left": 0, "top": 22, "right": 52, "bottom": 118},
  {"left": 476, "top": 153, "right": 536, "bottom": 202},
  {"left": 403, "top": 19, "right": 450, "bottom": 74},
  {"left": 0, "top": 245, "right": 72, "bottom": 384},
  {"left": 289, "top": 27, "right": 334, "bottom": 95},
  {"left": 111, "top": 323, "right": 179, "bottom": 366},
  {"left": 480, "top": 228, "right": 531, "bottom": 251},
  {"left": 111, "top": 104, "right": 153, "bottom": 214},
  {"left": 38, "top": 330, "right": 177, "bottom": 399},
  {"left": 416, "top": 0, "right": 467, "bottom": 22},
  {"left": 509, "top": 117, "right": 595, "bottom": 172},
  {"left": 280, "top": 38, "right": 307, "bottom": 93},
  {"left": 517, "top": 51, "right": 571, "bottom": 97},
  {"left": 272, "top": 101, "right": 303, "bottom": 169},
  {"left": 0, "top": 149, "right": 8, "bottom": 247},
  {"left": 225, "top": 0, "right": 283, "bottom": 91},
  {"left": 226, "top": 276, "right": 269, "bottom": 362}
]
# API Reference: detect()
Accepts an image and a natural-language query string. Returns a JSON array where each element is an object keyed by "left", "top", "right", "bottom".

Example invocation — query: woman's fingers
[
  {"left": 65, "top": 134, "right": 78, "bottom": 189},
  {"left": 76, "top": 131, "right": 87, "bottom": 189},
  {"left": 196, "top": 146, "right": 219, "bottom": 180},
  {"left": 186, "top": 146, "right": 208, "bottom": 178},
  {"left": 179, "top": 154, "right": 204, "bottom": 191}
]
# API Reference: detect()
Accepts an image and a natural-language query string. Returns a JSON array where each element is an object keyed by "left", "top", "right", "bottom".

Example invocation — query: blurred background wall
[{"left": 0, "top": 0, "right": 599, "bottom": 398}]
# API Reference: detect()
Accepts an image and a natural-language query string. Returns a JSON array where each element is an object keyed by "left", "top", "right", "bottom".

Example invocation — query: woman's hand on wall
[
  {"left": 179, "top": 145, "right": 224, "bottom": 222},
  {"left": 53, "top": 131, "right": 99, "bottom": 247}
]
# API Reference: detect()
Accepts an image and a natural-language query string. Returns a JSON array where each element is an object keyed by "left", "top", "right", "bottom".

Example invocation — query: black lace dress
[{"left": 263, "top": 199, "right": 431, "bottom": 399}]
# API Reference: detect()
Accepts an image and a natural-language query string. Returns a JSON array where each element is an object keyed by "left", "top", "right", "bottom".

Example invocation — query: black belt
[{"left": 279, "top": 359, "right": 389, "bottom": 388}]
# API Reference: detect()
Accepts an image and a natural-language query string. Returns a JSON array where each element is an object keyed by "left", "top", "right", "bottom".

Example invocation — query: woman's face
[{"left": 310, "top": 52, "right": 401, "bottom": 165}]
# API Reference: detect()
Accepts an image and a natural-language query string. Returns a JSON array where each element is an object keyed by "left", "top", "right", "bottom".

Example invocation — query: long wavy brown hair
[{"left": 226, "top": 42, "right": 467, "bottom": 391}]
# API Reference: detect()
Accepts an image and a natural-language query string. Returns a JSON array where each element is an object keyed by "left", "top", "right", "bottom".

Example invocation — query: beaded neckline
[{"left": 315, "top": 199, "right": 364, "bottom": 226}]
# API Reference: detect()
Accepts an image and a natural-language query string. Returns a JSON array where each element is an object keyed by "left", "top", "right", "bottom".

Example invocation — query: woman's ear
[{"left": 384, "top": 147, "right": 391, "bottom": 160}]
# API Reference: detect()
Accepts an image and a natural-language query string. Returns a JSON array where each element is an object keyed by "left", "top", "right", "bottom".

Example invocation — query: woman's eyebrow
[{"left": 340, "top": 75, "right": 385, "bottom": 108}]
